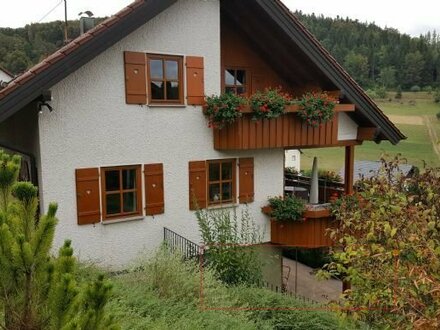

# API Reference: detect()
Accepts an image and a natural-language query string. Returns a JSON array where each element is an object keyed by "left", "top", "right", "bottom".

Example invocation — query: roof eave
[{"left": 257, "top": 0, "right": 405, "bottom": 145}]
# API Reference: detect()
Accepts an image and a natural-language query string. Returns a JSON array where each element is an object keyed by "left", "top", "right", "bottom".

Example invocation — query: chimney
[{"left": 79, "top": 11, "right": 95, "bottom": 34}]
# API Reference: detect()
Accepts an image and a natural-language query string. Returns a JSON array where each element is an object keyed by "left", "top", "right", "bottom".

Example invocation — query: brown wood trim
[
  {"left": 101, "top": 165, "right": 142, "bottom": 221},
  {"left": 303, "top": 208, "right": 330, "bottom": 218},
  {"left": 238, "top": 103, "right": 355, "bottom": 113},
  {"left": 344, "top": 146, "right": 355, "bottom": 195},
  {"left": 357, "top": 127, "right": 377, "bottom": 141},
  {"left": 147, "top": 53, "right": 184, "bottom": 105},
  {"left": 206, "top": 158, "right": 237, "bottom": 206}
]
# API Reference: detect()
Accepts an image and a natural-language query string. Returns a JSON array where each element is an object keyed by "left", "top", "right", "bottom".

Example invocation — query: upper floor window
[
  {"left": 101, "top": 165, "right": 142, "bottom": 220},
  {"left": 224, "top": 69, "right": 246, "bottom": 95},
  {"left": 207, "top": 159, "right": 236, "bottom": 205},
  {"left": 148, "top": 54, "right": 183, "bottom": 104}
]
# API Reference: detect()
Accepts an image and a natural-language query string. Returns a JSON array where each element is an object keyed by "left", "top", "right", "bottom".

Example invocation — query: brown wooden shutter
[
  {"left": 189, "top": 161, "right": 207, "bottom": 210},
  {"left": 124, "top": 51, "right": 147, "bottom": 104},
  {"left": 186, "top": 56, "right": 205, "bottom": 105},
  {"left": 75, "top": 168, "right": 101, "bottom": 225},
  {"left": 144, "top": 163, "right": 164, "bottom": 215},
  {"left": 238, "top": 158, "right": 254, "bottom": 204}
]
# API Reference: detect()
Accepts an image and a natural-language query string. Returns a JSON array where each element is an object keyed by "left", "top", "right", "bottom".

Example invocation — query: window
[
  {"left": 224, "top": 69, "right": 247, "bottom": 95},
  {"left": 147, "top": 54, "right": 183, "bottom": 104},
  {"left": 101, "top": 165, "right": 142, "bottom": 220},
  {"left": 207, "top": 159, "right": 236, "bottom": 205}
]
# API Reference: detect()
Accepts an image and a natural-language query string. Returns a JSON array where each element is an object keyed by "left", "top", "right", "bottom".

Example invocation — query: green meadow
[{"left": 301, "top": 92, "right": 440, "bottom": 172}]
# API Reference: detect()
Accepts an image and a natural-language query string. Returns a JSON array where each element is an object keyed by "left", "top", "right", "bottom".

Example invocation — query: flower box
[{"left": 262, "top": 204, "right": 336, "bottom": 248}]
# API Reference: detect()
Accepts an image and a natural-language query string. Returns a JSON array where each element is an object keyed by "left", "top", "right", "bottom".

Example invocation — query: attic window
[
  {"left": 147, "top": 54, "right": 183, "bottom": 104},
  {"left": 224, "top": 69, "right": 247, "bottom": 95}
]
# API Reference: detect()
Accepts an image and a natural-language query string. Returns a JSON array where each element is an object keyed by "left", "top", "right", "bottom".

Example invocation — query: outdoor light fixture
[{"left": 37, "top": 90, "right": 53, "bottom": 114}]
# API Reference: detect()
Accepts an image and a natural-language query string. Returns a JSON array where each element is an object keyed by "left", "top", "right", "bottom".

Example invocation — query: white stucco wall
[
  {"left": 337, "top": 112, "right": 358, "bottom": 141},
  {"left": 284, "top": 149, "right": 300, "bottom": 171},
  {"left": 38, "top": 0, "right": 284, "bottom": 268}
]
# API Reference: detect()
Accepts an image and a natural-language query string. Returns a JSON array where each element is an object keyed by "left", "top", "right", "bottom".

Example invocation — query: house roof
[
  {"left": 0, "top": 0, "right": 405, "bottom": 144},
  {"left": 340, "top": 160, "right": 415, "bottom": 183}
]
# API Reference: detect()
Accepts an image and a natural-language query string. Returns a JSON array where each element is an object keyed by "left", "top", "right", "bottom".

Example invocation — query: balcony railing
[{"left": 213, "top": 104, "right": 355, "bottom": 150}]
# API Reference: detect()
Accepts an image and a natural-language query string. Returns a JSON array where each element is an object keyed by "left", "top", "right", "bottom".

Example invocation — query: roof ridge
[{"left": 0, "top": 0, "right": 145, "bottom": 99}]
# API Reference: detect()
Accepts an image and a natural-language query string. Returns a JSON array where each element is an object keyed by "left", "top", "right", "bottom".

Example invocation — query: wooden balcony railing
[{"left": 213, "top": 103, "right": 355, "bottom": 150}]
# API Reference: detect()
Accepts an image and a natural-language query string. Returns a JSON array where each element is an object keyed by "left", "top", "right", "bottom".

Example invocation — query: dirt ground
[
  {"left": 282, "top": 257, "right": 342, "bottom": 303},
  {"left": 387, "top": 115, "right": 424, "bottom": 125}
]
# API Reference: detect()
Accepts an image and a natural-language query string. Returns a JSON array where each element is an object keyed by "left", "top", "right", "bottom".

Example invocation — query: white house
[{"left": 0, "top": 0, "right": 404, "bottom": 268}]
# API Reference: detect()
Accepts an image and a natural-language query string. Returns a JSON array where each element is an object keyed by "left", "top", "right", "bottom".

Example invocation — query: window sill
[
  {"left": 206, "top": 203, "right": 239, "bottom": 210},
  {"left": 101, "top": 216, "right": 145, "bottom": 225},
  {"left": 147, "top": 104, "right": 186, "bottom": 108}
]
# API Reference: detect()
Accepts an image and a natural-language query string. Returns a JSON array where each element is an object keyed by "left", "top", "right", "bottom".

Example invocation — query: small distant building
[
  {"left": 0, "top": 66, "right": 13, "bottom": 86},
  {"left": 285, "top": 149, "right": 301, "bottom": 171},
  {"left": 340, "top": 160, "right": 416, "bottom": 183}
]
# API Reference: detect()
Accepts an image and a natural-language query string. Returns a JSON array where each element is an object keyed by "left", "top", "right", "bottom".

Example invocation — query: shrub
[
  {"left": 267, "top": 195, "right": 306, "bottom": 222},
  {"left": 108, "top": 248, "right": 354, "bottom": 329},
  {"left": 318, "top": 157, "right": 440, "bottom": 329},
  {"left": 203, "top": 93, "right": 246, "bottom": 129},
  {"left": 297, "top": 92, "right": 336, "bottom": 127},
  {"left": 196, "top": 208, "right": 263, "bottom": 286},
  {"left": 423, "top": 85, "right": 433, "bottom": 94},
  {"left": 375, "top": 86, "right": 387, "bottom": 99},
  {"left": 249, "top": 87, "right": 292, "bottom": 120},
  {"left": 0, "top": 150, "right": 117, "bottom": 329},
  {"left": 366, "top": 89, "right": 378, "bottom": 99},
  {"left": 395, "top": 86, "right": 402, "bottom": 99},
  {"left": 437, "top": 112, "right": 440, "bottom": 120},
  {"left": 410, "top": 85, "right": 421, "bottom": 92},
  {"left": 434, "top": 89, "right": 440, "bottom": 103}
]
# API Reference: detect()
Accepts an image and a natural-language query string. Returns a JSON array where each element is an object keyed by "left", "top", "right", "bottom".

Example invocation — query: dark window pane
[
  {"left": 106, "top": 194, "right": 121, "bottom": 215},
  {"left": 225, "top": 69, "right": 235, "bottom": 85},
  {"left": 225, "top": 87, "right": 236, "bottom": 94},
  {"left": 209, "top": 184, "right": 220, "bottom": 203},
  {"left": 221, "top": 162, "right": 233, "bottom": 180},
  {"left": 166, "top": 81, "right": 179, "bottom": 100},
  {"left": 165, "top": 60, "right": 178, "bottom": 80},
  {"left": 105, "top": 170, "right": 120, "bottom": 191},
  {"left": 150, "top": 59, "right": 163, "bottom": 79},
  {"left": 236, "top": 70, "right": 246, "bottom": 86},
  {"left": 123, "top": 192, "right": 137, "bottom": 213},
  {"left": 209, "top": 163, "right": 220, "bottom": 181},
  {"left": 222, "top": 182, "right": 232, "bottom": 201},
  {"left": 151, "top": 81, "right": 164, "bottom": 99},
  {"left": 122, "top": 169, "right": 136, "bottom": 190},
  {"left": 236, "top": 87, "right": 246, "bottom": 95}
]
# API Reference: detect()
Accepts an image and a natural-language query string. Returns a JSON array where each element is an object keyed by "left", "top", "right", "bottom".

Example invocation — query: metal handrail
[{"left": 163, "top": 227, "right": 201, "bottom": 259}]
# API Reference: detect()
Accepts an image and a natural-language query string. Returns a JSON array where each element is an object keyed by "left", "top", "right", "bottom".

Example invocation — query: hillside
[{"left": 1, "top": 12, "right": 440, "bottom": 90}]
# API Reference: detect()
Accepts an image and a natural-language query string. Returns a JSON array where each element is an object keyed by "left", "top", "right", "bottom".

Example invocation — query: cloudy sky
[{"left": 0, "top": 0, "right": 439, "bottom": 37}]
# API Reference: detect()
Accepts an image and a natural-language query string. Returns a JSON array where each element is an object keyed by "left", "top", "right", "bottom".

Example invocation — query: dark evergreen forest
[{"left": 1, "top": 12, "right": 439, "bottom": 90}]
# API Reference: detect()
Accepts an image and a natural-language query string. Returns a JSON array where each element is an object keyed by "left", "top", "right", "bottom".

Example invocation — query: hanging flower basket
[
  {"left": 297, "top": 92, "right": 337, "bottom": 127},
  {"left": 203, "top": 93, "right": 246, "bottom": 129},
  {"left": 249, "top": 87, "right": 293, "bottom": 120}
]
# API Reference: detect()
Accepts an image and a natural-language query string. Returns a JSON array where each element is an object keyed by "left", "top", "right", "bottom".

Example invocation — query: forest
[{"left": 1, "top": 12, "right": 440, "bottom": 91}]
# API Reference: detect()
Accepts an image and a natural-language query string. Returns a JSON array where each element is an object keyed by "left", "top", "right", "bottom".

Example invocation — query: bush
[
  {"left": 436, "top": 112, "right": 440, "bottom": 120},
  {"left": 283, "top": 248, "right": 332, "bottom": 269},
  {"left": 423, "top": 85, "right": 433, "bottom": 94},
  {"left": 319, "top": 157, "right": 440, "bottom": 328},
  {"left": 196, "top": 208, "right": 263, "bottom": 286},
  {"left": 410, "top": 85, "right": 421, "bottom": 92},
  {"left": 395, "top": 86, "right": 402, "bottom": 99},
  {"left": 108, "top": 248, "right": 355, "bottom": 330},
  {"left": 375, "top": 86, "right": 387, "bottom": 99},
  {"left": 434, "top": 89, "right": 440, "bottom": 103},
  {"left": 267, "top": 195, "right": 306, "bottom": 222},
  {"left": 366, "top": 89, "right": 378, "bottom": 99}
]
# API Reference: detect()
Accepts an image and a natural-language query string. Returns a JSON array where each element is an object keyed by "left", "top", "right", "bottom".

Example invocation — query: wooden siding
[
  {"left": 214, "top": 113, "right": 338, "bottom": 150},
  {"left": 270, "top": 217, "right": 335, "bottom": 248}
]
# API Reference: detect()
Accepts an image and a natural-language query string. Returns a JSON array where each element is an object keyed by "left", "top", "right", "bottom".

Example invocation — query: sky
[{"left": 0, "top": 0, "right": 439, "bottom": 37}]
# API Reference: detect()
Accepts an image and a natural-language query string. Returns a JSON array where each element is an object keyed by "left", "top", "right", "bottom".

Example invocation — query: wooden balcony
[
  {"left": 269, "top": 208, "right": 336, "bottom": 248},
  {"left": 213, "top": 104, "right": 355, "bottom": 150}
]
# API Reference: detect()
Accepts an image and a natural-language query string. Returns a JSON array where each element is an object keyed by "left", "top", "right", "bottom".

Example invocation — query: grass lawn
[{"left": 301, "top": 92, "right": 440, "bottom": 172}]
